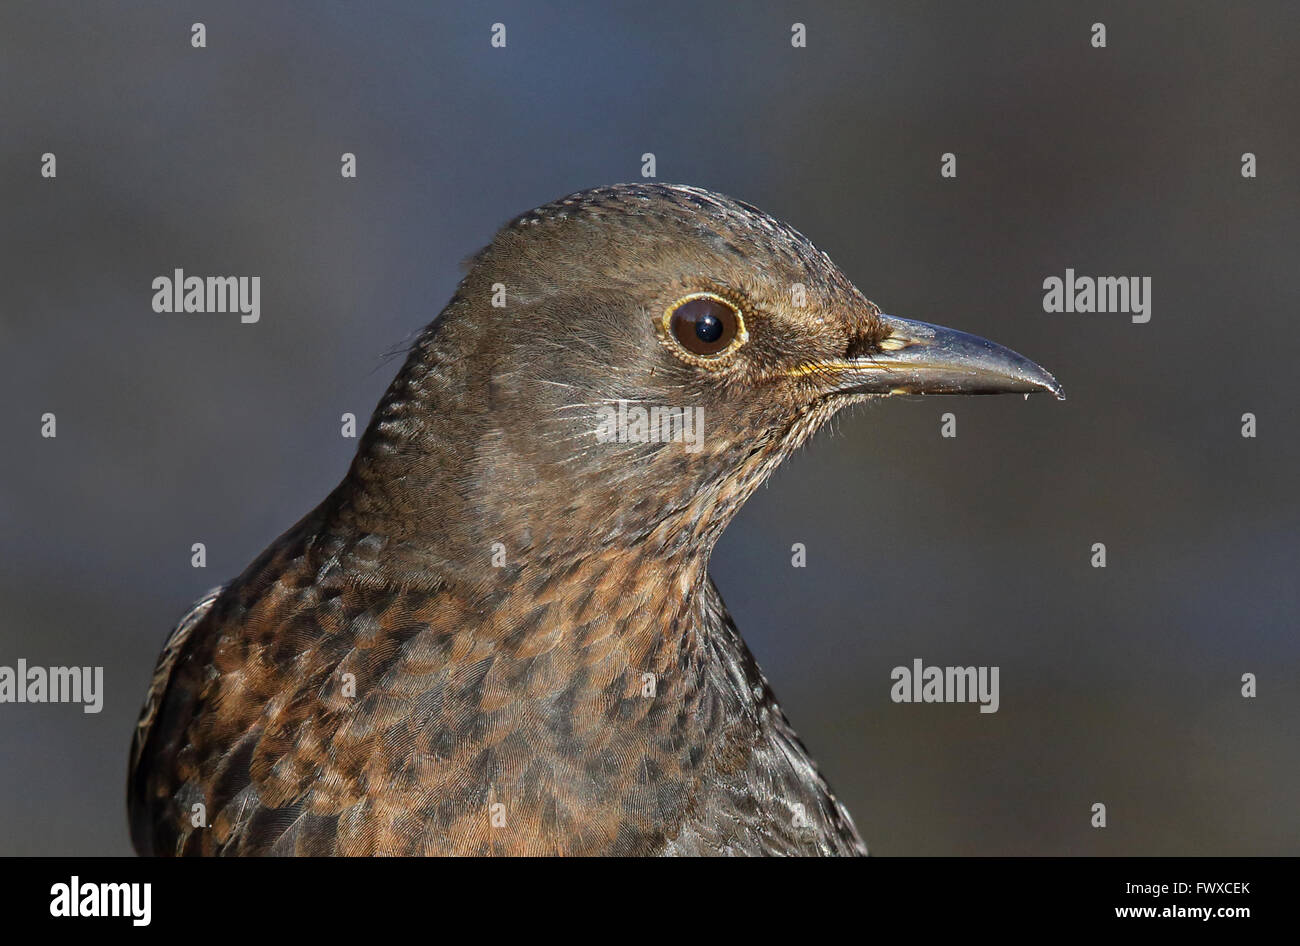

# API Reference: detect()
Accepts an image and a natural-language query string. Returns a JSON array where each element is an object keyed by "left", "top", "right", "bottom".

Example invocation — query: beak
[{"left": 826, "top": 314, "right": 1064, "bottom": 399}]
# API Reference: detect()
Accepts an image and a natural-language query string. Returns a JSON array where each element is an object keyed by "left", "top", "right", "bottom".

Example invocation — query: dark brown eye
[{"left": 668, "top": 295, "right": 742, "bottom": 356}]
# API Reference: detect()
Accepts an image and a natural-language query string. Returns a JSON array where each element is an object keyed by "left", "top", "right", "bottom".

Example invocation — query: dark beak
[{"left": 832, "top": 314, "right": 1064, "bottom": 399}]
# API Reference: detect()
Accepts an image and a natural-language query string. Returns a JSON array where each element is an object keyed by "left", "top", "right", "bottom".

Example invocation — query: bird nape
[{"left": 128, "top": 183, "right": 1061, "bottom": 856}]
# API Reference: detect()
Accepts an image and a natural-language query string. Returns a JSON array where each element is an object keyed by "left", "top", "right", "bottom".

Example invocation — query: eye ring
[{"left": 661, "top": 292, "right": 749, "bottom": 364}]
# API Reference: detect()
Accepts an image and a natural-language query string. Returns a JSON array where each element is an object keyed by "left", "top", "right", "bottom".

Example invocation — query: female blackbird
[{"left": 129, "top": 184, "right": 1060, "bottom": 856}]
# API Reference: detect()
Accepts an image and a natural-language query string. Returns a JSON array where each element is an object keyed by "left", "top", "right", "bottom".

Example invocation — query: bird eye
[{"left": 666, "top": 294, "right": 745, "bottom": 358}]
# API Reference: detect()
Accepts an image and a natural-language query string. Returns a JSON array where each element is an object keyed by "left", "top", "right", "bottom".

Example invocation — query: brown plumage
[{"left": 128, "top": 184, "right": 1060, "bottom": 855}]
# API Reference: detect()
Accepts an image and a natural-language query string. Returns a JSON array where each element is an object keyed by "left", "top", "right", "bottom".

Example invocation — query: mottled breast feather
[{"left": 128, "top": 545, "right": 866, "bottom": 855}]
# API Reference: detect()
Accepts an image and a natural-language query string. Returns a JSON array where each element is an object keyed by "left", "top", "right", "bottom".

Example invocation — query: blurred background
[{"left": 1, "top": 1, "right": 1296, "bottom": 855}]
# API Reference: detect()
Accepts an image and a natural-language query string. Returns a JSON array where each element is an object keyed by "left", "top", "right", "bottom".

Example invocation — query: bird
[{"left": 128, "top": 183, "right": 1061, "bottom": 856}]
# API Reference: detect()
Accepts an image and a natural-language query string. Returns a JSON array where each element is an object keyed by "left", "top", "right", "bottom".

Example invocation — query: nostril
[{"left": 843, "top": 333, "right": 880, "bottom": 361}]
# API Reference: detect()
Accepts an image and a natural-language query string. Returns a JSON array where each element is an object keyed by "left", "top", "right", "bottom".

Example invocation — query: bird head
[{"left": 335, "top": 184, "right": 1061, "bottom": 580}]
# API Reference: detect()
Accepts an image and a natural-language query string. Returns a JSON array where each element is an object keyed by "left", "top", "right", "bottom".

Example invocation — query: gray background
[{"left": 1, "top": 1, "right": 1296, "bottom": 855}]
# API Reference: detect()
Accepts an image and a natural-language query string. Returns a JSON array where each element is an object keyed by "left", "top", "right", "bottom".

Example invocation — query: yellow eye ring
[{"left": 660, "top": 292, "right": 749, "bottom": 364}]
